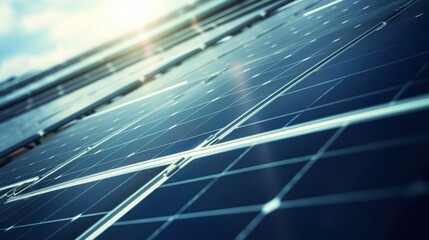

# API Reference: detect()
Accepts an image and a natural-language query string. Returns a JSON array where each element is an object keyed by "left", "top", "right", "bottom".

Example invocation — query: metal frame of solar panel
[{"left": 1, "top": 0, "right": 429, "bottom": 239}]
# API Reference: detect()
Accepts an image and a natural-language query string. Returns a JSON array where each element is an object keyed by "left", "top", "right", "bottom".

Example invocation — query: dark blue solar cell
[
  {"left": 328, "top": 109, "right": 429, "bottom": 150},
  {"left": 184, "top": 162, "right": 305, "bottom": 213},
  {"left": 290, "top": 89, "right": 397, "bottom": 125},
  {"left": 167, "top": 149, "right": 245, "bottom": 183},
  {"left": 120, "top": 179, "right": 211, "bottom": 221},
  {"left": 225, "top": 115, "right": 293, "bottom": 141},
  {"left": 0, "top": 215, "right": 101, "bottom": 240},
  {"left": 309, "top": 57, "right": 429, "bottom": 106},
  {"left": 100, "top": 222, "right": 163, "bottom": 240},
  {"left": 248, "top": 197, "right": 429, "bottom": 240},
  {"left": 152, "top": 212, "right": 257, "bottom": 240},
  {"left": 284, "top": 141, "right": 429, "bottom": 200},
  {"left": 221, "top": 81, "right": 339, "bottom": 141},
  {"left": 399, "top": 79, "right": 429, "bottom": 100},
  {"left": 230, "top": 129, "right": 335, "bottom": 170}
]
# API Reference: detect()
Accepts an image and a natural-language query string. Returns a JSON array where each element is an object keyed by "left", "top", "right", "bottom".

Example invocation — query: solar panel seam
[{"left": 90, "top": 80, "right": 191, "bottom": 118}]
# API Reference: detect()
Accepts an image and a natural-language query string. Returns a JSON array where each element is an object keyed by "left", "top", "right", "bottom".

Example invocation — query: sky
[{"left": 0, "top": 0, "right": 194, "bottom": 82}]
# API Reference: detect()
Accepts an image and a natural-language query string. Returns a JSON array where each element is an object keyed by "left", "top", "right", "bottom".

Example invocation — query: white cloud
[
  {"left": 46, "top": 6, "right": 122, "bottom": 51},
  {"left": 0, "top": 2, "right": 14, "bottom": 35},
  {"left": 1, "top": 0, "right": 192, "bottom": 80},
  {"left": 19, "top": 10, "right": 62, "bottom": 33}
]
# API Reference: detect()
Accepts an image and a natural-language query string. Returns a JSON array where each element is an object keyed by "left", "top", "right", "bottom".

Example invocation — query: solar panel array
[{"left": 1, "top": 0, "right": 429, "bottom": 239}]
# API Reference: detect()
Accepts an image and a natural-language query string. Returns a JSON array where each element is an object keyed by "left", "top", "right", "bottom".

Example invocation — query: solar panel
[
  {"left": 1, "top": 0, "right": 429, "bottom": 239},
  {"left": 0, "top": 0, "right": 258, "bottom": 158}
]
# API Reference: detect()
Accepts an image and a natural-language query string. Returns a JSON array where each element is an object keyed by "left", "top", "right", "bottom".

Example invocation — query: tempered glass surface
[
  {"left": 1, "top": 0, "right": 429, "bottom": 239},
  {"left": 107, "top": 108, "right": 429, "bottom": 240}
]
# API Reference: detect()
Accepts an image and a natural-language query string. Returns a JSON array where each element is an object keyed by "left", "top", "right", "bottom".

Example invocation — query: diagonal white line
[
  {"left": 87, "top": 81, "right": 188, "bottom": 118},
  {"left": 303, "top": 0, "right": 343, "bottom": 16},
  {"left": 7, "top": 94, "right": 429, "bottom": 203},
  {"left": 0, "top": 177, "right": 39, "bottom": 192}
]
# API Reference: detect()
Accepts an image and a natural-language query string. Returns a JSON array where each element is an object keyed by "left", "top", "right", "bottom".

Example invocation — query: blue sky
[{"left": 0, "top": 0, "right": 192, "bottom": 82}]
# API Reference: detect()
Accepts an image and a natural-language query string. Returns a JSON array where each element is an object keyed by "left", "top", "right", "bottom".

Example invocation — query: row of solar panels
[
  {"left": 0, "top": 0, "right": 274, "bottom": 120},
  {"left": 0, "top": 0, "right": 285, "bottom": 161},
  {"left": 1, "top": 0, "right": 428, "bottom": 239}
]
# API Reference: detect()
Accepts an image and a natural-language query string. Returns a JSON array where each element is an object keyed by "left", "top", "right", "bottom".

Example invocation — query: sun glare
[{"left": 106, "top": 0, "right": 159, "bottom": 30}]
